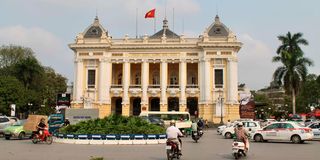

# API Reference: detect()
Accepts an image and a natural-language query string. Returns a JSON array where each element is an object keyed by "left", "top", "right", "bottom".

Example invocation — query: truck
[{"left": 48, "top": 108, "right": 99, "bottom": 133}]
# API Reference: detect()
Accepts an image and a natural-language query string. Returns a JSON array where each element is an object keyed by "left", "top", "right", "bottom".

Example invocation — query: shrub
[{"left": 59, "top": 114, "right": 165, "bottom": 134}]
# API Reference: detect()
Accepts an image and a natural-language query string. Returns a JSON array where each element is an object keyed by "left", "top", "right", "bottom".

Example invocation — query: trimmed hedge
[{"left": 59, "top": 114, "right": 165, "bottom": 134}]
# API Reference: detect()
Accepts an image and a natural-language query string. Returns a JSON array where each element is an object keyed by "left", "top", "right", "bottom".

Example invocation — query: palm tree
[{"left": 273, "top": 32, "right": 313, "bottom": 114}]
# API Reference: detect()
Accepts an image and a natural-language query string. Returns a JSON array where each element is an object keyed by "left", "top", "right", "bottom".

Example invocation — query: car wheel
[
  {"left": 291, "top": 135, "right": 301, "bottom": 144},
  {"left": 18, "top": 132, "right": 25, "bottom": 140},
  {"left": 225, "top": 132, "right": 232, "bottom": 139},
  {"left": 254, "top": 134, "right": 263, "bottom": 142},
  {"left": 5, "top": 136, "right": 10, "bottom": 140}
]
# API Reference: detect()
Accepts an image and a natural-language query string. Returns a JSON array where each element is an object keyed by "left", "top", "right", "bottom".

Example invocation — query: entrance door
[
  {"left": 150, "top": 98, "right": 160, "bottom": 111},
  {"left": 187, "top": 98, "right": 198, "bottom": 116},
  {"left": 132, "top": 98, "right": 141, "bottom": 116},
  {"left": 168, "top": 97, "right": 179, "bottom": 111},
  {"left": 115, "top": 98, "right": 122, "bottom": 115}
]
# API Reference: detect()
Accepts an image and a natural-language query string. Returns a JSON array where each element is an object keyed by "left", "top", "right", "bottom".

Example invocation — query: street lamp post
[{"left": 219, "top": 92, "right": 224, "bottom": 124}]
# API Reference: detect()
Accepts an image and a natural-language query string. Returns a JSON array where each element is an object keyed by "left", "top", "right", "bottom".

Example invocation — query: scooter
[
  {"left": 166, "top": 137, "right": 182, "bottom": 160},
  {"left": 191, "top": 131, "right": 200, "bottom": 143},
  {"left": 232, "top": 140, "right": 246, "bottom": 159},
  {"left": 32, "top": 128, "right": 53, "bottom": 145}
]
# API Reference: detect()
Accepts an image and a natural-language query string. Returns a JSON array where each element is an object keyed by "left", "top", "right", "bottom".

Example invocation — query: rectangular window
[
  {"left": 215, "top": 69, "right": 223, "bottom": 88},
  {"left": 87, "top": 70, "right": 96, "bottom": 88}
]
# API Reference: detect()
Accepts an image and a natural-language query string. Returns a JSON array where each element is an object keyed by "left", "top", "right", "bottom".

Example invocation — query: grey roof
[
  {"left": 83, "top": 16, "right": 108, "bottom": 38},
  {"left": 150, "top": 19, "right": 180, "bottom": 39},
  {"left": 207, "top": 15, "right": 229, "bottom": 37}
]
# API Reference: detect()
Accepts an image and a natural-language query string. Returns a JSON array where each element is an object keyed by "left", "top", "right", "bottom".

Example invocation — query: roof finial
[
  {"left": 215, "top": 15, "right": 220, "bottom": 24},
  {"left": 163, "top": 18, "right": 169, "bottom": 29}
]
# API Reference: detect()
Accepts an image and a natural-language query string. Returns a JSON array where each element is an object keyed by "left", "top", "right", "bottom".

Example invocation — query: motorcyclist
[
  {"left": 234, "top": 122, "right": 250, "bottom": 151},
  {"left": 197, "top": 118, "right": 204, "bottom": 130},
  {"left": 36, "top": 118, "right": 47, "bottom": 137},
  {"left": 166, "top": 120, "right": 183, "bottom": 155}
]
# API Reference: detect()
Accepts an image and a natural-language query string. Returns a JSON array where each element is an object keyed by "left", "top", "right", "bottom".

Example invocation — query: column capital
[
  {"left": 160, "top": 59, "right": 167, "bottom": 63},
  {"left": 75, "top": 58, "right": 83, "bottom": 63}
]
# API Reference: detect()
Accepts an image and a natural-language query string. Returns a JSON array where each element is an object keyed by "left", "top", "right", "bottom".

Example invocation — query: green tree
[
  {"left": 0, "top": 45, "right": 34, "bottom": 68},
  {"left": 296, "top": 74, "right": 320, "bottom": 113},
  {"left": 0, "top": 76, "right": 26, "bottom": 115},
  {"left": 13, "top": 57, "right": 44, "bottom": 90},
  {"left": 272, "top": 32, "right": 313, "bottom": 114}
]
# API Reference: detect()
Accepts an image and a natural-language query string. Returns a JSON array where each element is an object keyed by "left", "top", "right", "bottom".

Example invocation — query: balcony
[
  {"left": 167, "top": 84, "right": 180, "bottom": 97},
  {"left": 148, "top": 84, "right": 160, "bottom": 97},
  {"left": 110, "top": 84, "right": 123, "bottom": 97},
  {"left": 129, "top": 84, "right": 142, "bottom": 97},
  {"left": 186, "top": 84, "right": 199, "bottom": 97}
]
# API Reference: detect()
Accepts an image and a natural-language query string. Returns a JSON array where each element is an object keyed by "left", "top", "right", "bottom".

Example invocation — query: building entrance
[
  {"left": 168, "top": 97, "right": 179, "bottom": 111},
  {"left": 149, "top": 98, "right": 160, "bottom": 111}
]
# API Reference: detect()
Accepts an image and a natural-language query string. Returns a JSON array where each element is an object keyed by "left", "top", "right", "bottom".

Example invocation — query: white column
[
  {"left": 179, "top": 60, "right": 187, "bottom": 105},
  {"left": 141, "top": 60, "right": 149, "bottom": 105},
  {"left": 228, "top": 58, "right": 238, "bottom": 103},
  {"left": 74, "top": 59, "right": 83, "bottom": 102},
  {"left": 106, "top": 59, "right": 112, "bottom": 104},
  {"left": 198, "top": 59, "right": 204, "bottom": 103},
  {"left": 204, "top": 59, "right": 211, "bottom": 103},
  {"left": 123, "top": 61, "right": 130, "bottom": 104},
  {"left": 160, "top": 60, "right": 168, "bottom": 105},
  {"left": 98, "top": 58, "right": 107, "bottom": 103}
]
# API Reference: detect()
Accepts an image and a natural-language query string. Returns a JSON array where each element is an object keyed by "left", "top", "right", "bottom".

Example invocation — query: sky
[{"left": 0, "top": 0, "right": 319, "bottom": 90}]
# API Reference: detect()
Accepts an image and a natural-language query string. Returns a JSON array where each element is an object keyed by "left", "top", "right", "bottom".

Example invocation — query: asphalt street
[{"left": 0, "top": 129, "right": 318, "bottom": 160}]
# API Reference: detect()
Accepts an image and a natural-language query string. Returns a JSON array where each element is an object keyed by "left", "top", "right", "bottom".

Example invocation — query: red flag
[{"left": 145, "top": 9, "right": 155, "bottom": 18}]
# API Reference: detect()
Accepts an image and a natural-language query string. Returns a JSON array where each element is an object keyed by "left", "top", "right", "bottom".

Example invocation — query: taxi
[
  {"left": 222, "top": 121, "right": 261, "bottom": 139},
  {"left": 307, "top": 122, "right": 320, "bottom": 140},
  {"left": 252, "top": 121, "right": 313, "bottom": 143}
]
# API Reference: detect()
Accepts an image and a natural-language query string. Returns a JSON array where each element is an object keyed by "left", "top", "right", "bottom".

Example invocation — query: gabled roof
[
  {"left": 150, "top": 18, "right": 179, "bottom": 39},
  {"left": 83, "top": 16, "right": 108, "bottom": 38}
]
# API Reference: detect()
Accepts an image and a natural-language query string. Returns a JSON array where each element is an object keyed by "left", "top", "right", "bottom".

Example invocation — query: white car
[
  {"left": 222, "top": 121, "right": 261, "bottom": 139},
  {"left": 307, "top": 122, "right": 320, "bottom": 140},
  {"left": 252, "top": 122, "right": 313, "bottom": 143}
]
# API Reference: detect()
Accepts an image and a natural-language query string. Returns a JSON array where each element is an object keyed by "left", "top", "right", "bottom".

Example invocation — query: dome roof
[
  {"left": 83, "top": 16, "right": 108, "bottom": 38},
  {"left": 150, "top": 18, "right": 179, "bottom": 39},
  {"left": 207, "top": 15, "right": 229, "bottom": 37}
]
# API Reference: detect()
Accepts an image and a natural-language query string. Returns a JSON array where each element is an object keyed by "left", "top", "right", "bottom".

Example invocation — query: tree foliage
[
  {"left": 272, "top": 32, "right": 313, "bottom": 114},
  {"left": 0, "top": 45, "right": 67, "bottom": 116}
]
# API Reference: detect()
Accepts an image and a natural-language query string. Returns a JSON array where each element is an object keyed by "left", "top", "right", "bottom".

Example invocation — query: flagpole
[
  {"left": 154, "top": 14, "right": 156, "bottom": 34},
  {"left": 136, "top": 8, "right": 138, "bottom": 38}
]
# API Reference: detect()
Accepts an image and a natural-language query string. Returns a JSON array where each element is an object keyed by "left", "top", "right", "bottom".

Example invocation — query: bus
[{"left": 139, "top": 111, "right": 192, "bottom": 129}]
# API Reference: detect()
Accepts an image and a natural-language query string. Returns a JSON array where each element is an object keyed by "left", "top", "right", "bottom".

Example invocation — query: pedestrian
[{"left": 204, "top": 119, "right": 209, "bottom": 130}]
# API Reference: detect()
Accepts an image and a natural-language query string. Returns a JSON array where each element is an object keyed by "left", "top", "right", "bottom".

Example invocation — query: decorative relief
[
  {"left": 186, "top": 88, "right": 199, "bottom": 97},
  {"left": 206, "top": 52, "right": 217, "bottom": 56},
  {"left": 187, "top": 53, "right": 198, "bottom": 56},
  {"left": 112, "top": 53, "right": 123, "bottom": 56},
  {"left": 167, "top": 88, "right": 180, "bottom": 97},
  {"left": 111, "top": 88, "right": 123, "bottom": 97},
  {"left": 79, "top": 53, "right": 88, "bottom": 56},
  {"left": 129, "top": 88, "right": 142, "bottom": 97},
  {"left": 148, "top": 88, "right": 160, "bottom": 97}
]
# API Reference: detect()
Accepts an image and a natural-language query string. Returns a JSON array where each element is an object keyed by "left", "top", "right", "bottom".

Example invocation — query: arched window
[
  {"left": 117, "top": 73, "right": 122, "bottom": 85},
  {"left": 188, "top": 72, "right": 197, "bottom": 85}
]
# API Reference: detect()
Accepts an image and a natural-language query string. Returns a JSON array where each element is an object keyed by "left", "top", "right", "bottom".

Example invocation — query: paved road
[{"left": 0, "top": 129, "right": 319, "bottom": 160}]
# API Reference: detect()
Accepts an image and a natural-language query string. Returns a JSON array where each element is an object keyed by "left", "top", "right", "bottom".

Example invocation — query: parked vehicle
[
  {"left": 139, "top": 111, "right": 192, "bottom": 131},
  {"left": 4, "top": 120, "right": 32, "bottom": 140},
  {"left": 252, "top": 122, "right": 313, "bottom": 143},
  {"left": 222, "top": 121, "right": 261, "bottom": 139},
  {"left": 304, "top": 119, "right": 318, "bottom": 127},
  {"left": 141, "top": 116, "right": 165, "bottom": 127},
  {"left": 307, "top": 122, "right": 320, "bottom": 140},
  {"left": 0, "top": 116, "right": 19, "bottom": 135},
  {"left": 166, "top": 138, "right": 182, "bottom": 160},
  {"left": 232, "top": 140, "right": 247, "bottom": 159},
  {"left": 32, "top": 128, "right": 53, "bottom": 145}
]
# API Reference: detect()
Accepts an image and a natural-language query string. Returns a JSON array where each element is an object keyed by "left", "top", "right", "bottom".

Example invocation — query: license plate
[
  {"left": 165, "top": 146, "right": 171, "bottom": 150},
  {"left": 232, "top": 148, "right": 238, "bottom": 153},
  {"left": 193, "top": 133, "right": 197, "bottom": 135}
]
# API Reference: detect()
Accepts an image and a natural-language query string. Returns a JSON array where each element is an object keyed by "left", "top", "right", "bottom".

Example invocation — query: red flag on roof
[{"left": 145, "top": 9, "right": 155, "bottom": 18}]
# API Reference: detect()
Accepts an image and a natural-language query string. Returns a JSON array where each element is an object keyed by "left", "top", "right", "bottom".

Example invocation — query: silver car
[{"left": 0, "top": 116, "right": 19, "bottom": 135}]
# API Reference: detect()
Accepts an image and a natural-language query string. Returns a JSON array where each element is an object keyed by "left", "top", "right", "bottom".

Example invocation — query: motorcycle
[
  {"left": 166, "top": 138, "right": 182, "bottom": 160},
  {"left": 232, "top": 140, "right": 246, "bottom": 159},
  {"left": 32, "top": 128, "right": 53, "bottom": 145},
  {"left": 192, "top": 131, "right": 201, "bottom": 143}
]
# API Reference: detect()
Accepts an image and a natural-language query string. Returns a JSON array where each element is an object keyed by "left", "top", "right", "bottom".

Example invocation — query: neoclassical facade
[{"left": 69, "top": 16, "right": 242, "bottom": 123}]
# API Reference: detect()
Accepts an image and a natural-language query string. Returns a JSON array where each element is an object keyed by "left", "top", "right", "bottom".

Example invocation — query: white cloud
[
  {"left": 0, "top": 26, "right": 73, "bottom": 83},
  {"left": 238, "top": 33, "right": 278, "bottom": 90}
]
